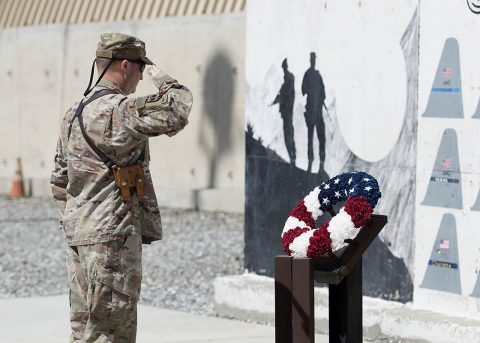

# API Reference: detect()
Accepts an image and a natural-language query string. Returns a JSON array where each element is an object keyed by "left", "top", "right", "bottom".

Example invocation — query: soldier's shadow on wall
[{"left": 199, "top": 51, "right": 235, "bottom": 189}]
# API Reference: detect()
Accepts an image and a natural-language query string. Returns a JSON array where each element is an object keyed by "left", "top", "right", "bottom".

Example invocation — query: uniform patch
[
  {"left": 127, "top": 100, "right": 137, "bottom": 116},
  {"left": 135, "top": 96, "right": 147, "bottom": 110}
]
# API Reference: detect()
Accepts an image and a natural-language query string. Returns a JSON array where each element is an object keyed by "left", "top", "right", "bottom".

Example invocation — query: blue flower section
[{"left": 317, "top": 171, "right": 381, "bottom": 212}]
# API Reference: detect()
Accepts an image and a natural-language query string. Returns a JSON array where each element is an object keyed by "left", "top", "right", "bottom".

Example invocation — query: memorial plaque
[{"left": 423, "top": 38, "right": 463, "bottom": 118}]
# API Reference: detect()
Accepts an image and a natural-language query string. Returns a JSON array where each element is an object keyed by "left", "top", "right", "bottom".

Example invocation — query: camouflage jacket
[{"left": 51, "top": 75, "right": 192, "bottom": 246}]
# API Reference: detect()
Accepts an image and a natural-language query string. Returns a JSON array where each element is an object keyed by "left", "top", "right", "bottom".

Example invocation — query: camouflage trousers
[{"left": 66, "top": 235, "right": 142, "bottom": 343}]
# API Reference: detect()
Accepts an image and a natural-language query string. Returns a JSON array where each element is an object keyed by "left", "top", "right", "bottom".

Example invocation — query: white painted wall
[
  {"left": 0, "top": 14, "right": 245, "bottom": 212},
  {"left": 415, "top": 0, "right": 480, "bottom": 318},
  {"left": 246, "top": 0, "right": 415, "bottom": 166},
  {"left": 246, "top": 0, "right": 480, "bottom": 317},
  {"left": 246, "top": 0, "right": 418, "bottom": 301}
]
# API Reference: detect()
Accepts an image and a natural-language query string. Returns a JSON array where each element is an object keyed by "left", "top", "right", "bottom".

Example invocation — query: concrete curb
[{"left": 214, "top": 273, "right": 480, "bottom": 343}]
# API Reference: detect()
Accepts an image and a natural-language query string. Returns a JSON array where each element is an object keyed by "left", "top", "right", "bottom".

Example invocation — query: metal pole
[
  {"left": 275, "top": 256, "right": 293, "bottom": 343},
  {"left": 292, "top": 258, "right": 315, "bottom": 343},
  {"left": 329, "top": 258, "right": 363, "bottom": 343}
]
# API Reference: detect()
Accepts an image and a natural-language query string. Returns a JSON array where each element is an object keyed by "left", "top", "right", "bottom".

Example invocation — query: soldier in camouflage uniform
[{"left": 50, "top": 33, "right": 193, "bottom": 342}]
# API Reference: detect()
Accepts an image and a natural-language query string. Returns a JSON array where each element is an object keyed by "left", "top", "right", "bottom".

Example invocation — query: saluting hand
[{"left": 148, "top": 64, "right": 166, "bottom": 78}]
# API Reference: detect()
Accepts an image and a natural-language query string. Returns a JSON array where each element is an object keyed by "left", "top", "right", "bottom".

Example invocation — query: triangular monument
[
  {"left": 471, "top": 274, "right": 480, "bottom": 297},
  {"left": 423, "top": 37, "right": 463, "bottom": 118},
  {"left": 471, "top": 190, "right": 480, "bottom": 211},
  {"left": 421, "top": 128, "right": 462, "bottom": 209},
  {"left": 420, "top": 213, "right": 461, "bottom": 294},
  {"left": 471, "top": 97, "right": 480, "bottom": 119}
]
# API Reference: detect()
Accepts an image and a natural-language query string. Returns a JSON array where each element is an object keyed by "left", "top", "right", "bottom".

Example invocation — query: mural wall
[
  {"left": 245, "top": 0, "right": 480, "bottom": 312},
  {"left": 245, "top": 0, "right": 418, "bottom": 303},
  {"left": 415, "top": 0, "right": 480, "bottom": 317}
]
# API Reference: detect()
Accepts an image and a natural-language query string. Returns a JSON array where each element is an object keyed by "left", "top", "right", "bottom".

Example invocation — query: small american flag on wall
[
  {"left": 442, "top": 67, "right": 453, "bottom": 78},
  {"left": 441, "top": 159, "right": 452, "bottom": 169},
  {"left": 439, "top": 239, "right": 450, "bottom": 249}
]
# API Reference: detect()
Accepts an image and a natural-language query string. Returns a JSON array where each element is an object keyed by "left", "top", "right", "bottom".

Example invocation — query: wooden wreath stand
[{"left": 275, "top": 214, "right": 388, "bottom": 343}]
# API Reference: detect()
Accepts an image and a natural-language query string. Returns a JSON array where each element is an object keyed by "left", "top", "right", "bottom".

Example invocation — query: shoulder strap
[
  {"left": 68, "top": 89, "right": 117, "bottom": 139},
  {"left": 67, "top": 89, "right": 119, "bottom": 169}
]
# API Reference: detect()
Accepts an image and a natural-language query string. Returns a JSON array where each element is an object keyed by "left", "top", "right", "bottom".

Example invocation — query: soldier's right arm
[
  {"left": 116, "top": 74, "right": 193, "bottom": 138},
  {"left": 50, "top": 133, "right": 68, "bottom": 230}
]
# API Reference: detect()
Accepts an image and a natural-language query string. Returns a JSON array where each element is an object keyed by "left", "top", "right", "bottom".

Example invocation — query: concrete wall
[{"left": 0, "top": 14, "right": 245, "bottom": 212}]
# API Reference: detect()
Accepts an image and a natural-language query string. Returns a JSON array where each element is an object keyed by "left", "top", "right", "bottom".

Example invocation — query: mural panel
[
  {"left": 415, "top": 0, "right": 480, "bottom": 317},
  {"left": 422, "top": 38, "right": 463, "bottom": 119},
  {"left": 421, "top": 128, "right": 462, "bottom": 209},
  {"left": 245, "top": 0, "right": 418, "bottom": 302},
  {"left": 420, "top": 213, "right": 461, "bottom": 294}
]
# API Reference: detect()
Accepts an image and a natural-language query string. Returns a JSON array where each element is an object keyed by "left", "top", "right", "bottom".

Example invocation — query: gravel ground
[
  {"left": 0, "top": 196, "right": 244, "bottom": 315},
  {"left": 0, "top": 197, "right": 409, "bottom": 342}
]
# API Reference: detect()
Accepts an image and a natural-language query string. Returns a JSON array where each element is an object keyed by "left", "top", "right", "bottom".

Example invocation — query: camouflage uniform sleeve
[
  {"left": 50, "top": 133, "right": 68, "bottom": 230},
  {"left": 116, "top": 74, "right": 193, "bottom": 138}
]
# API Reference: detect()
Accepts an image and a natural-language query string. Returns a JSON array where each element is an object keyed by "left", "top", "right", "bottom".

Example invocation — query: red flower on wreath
[
  {"left": 289, "top": 200, "right": 315, "bottom": 228},
  {"left": 344, "top": 196, "right": 373, "bottom": 228},
  {"left": 282, "top": 226, "right": 309, "bottom": 255},
  {"left": 307, "top": 222, "right": 332, "bottom": 257}
]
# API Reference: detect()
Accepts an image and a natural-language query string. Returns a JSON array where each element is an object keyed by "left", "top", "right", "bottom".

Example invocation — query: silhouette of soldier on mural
[
  {"left": 271, "top": 58, "right": 296, "bottom": 165},
  {"left": 302, "top": 52, "right": 326, "bottom": 172}
]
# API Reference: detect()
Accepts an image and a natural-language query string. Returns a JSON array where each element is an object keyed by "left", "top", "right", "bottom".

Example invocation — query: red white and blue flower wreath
[{"left": 281, "top": 171, "right": 381, "bottom": 258}]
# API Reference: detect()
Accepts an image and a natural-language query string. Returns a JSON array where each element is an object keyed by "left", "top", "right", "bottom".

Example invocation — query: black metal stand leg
[
  {"left": 292, "top": 258, "right": 314, "bottom": 343},
  {"left": 329, "top": 258, "right": 363, "bottom": 343},
  {"left": 275, "top": 256, "right": 293, "bottom": 343}
]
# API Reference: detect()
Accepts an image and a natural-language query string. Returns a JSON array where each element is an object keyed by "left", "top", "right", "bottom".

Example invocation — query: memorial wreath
[{"left": 281, "top": 171, "right": 381, "bottom": 258}]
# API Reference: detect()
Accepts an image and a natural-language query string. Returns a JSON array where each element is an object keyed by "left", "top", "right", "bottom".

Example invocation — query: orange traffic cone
[{"left": 9, "top": 157, "right": 25, "bottom": 198}]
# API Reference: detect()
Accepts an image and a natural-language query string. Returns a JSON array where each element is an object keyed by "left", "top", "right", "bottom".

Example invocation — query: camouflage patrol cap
[{"left": 96, "top": 33, "right": 153, "bottom": 65}]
